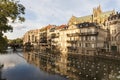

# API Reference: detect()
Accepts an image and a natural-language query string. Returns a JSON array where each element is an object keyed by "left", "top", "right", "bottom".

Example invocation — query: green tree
[
  {"left": 15, "top": 38, "right": 23, "bottom": 44},
  {"left": 0, "top": 0, "right": 25, "bottom": 51},
  {"left": 0, "top": 36, "right": 8, "bottom": 52},
  {"left": 9, "top": 38, "right": 23, "bottom": 45}
]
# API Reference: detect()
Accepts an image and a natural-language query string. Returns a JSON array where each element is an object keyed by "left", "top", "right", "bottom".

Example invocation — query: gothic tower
[{"left": 93, "top": 5, "right": 102, "bottom": 17}]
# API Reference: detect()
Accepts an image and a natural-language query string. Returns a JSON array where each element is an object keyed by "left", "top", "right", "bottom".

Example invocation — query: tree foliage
[
  {"left": 0, "top": 36, "right": 8, "bottom": 52},
  {"left": 9, "top": 38, "right": 23, "bottom": 44},
  {"left": 0, "top": 0, "right": 25, "bottom": 51},
  {"left": 0, "top": 0, "right": 25, "bottom": 36}
]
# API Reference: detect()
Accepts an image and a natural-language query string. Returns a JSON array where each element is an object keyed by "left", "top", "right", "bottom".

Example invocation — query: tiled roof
[
  {"left": 46, "top": 25, "right": 54, "bottom": 29},
  {"left": 40, "top": 25, "right": 57, "bottom": 31},
  {"left": 68, "top": 10, "right": 115, "bottom": 25},
  {"left": 56, "top": 25, "right": 67, "bottom": 29},
  {"left": 100, "top": 11, "right": 114, "bottom": 17}
]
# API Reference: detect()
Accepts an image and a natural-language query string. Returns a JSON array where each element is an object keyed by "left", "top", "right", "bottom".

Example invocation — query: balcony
[
  {"left": 67, "top": 32, "right": 98, "bottom": 37},
  {"left": 49, "top": 29, "right": 55, "bottom": 32},
  {"left": 40, "top": 36, "right": 47, "bottom": 39},
  {"left": 67, "top": 40, "right": 77, "bottom": 44},
  {"left": 51, "top": 34, "right": 59, "bottom": 38},
  {"left": 67, "top": 46, "right": 77, "bottom": 52},
  {"left": 51, "top": 35, "right": 59, "bottom": 38},
  {"left": 51, "top": 40, "right": 58, "bottom": 43},
  {"left": 67, "top": 33, "right": 79, "bottom": 37},
  {"left": 79, "top": 32, "right": 98, "bottom": 36},
  {"left": 39, "top": 39, "right": 47, "bottom": 43}
]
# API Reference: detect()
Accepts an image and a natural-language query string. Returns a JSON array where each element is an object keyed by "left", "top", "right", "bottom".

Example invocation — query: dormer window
[
  {"left": 79, "top": 24, "right": 82, "bottom": 27},
  {"left": 86, "top": 24, "right": 88, "bottom": 26}
]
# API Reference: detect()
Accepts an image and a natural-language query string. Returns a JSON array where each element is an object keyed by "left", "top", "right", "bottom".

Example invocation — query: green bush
[{"left": 0, "top": 37, "right": 8, "bottom": 52}]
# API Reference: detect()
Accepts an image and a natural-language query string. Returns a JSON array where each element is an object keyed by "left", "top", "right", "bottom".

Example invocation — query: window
[
  {"left": 111, "top": 36, "right": 114, "bottom": 41},
  {"left": 91, "top": 36, "right": 96, "bottom": 40},
  {"left": 92, "top": 44, "right": 95, "bottom": 48},
  {"left": 79, "top": 43, "right": 81, "bottom": 47},
  {"left": 85, "top": 43, "right": 90, "bottom": 47},
  {"left": 32, "top": 35, "right": 34, "bottom": 41},
  {"left": 80, "top": 29, "right": 81, "bottom": 33},
  {"left": 83, "top": 36, "right": 85, "bottom": 40},
  {"left": 85, "top": 36, "right": 88, "bottom": 41},
  {"left": 112, "top": 30, "right": 114, "bottom": 34},
  {"left": 85, "top": 43, "right": 88, "bottom": 47},
  {"left": 86, "top": 24, "right": 88, "bottom": 26},
  {"left": 83, "top": 43, "right": 85, "bottom": 47},
  {"left": 114, "top": 30, "right": 116, "bottom": 34},
  {"left": 91, "top": 28, "right": 95, "bottom": 32},
  {"left": 79, "top": 37, "right": 81, "bottom": 41},
  {"left": 28, "top": 35, "right": 30, "bottom": 41},
  {"left": 88, "top": 36, "right": 90, "bottom": 41},
  {"left": 85, "top": 29, "right": 87, "bottom": 33}
]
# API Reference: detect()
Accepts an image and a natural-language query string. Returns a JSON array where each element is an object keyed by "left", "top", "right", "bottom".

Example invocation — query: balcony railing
[
  {"left": 79, "top": 32, "right": 98, "bottom": 36},
  {"left": 67, "top": 33, "right": 79, "bottom": 37},
  {"left": 51, "top": 33, "right": 59, "bottom": 38},
  {"left": 67, "top": 40, "right": 77, "bottom": 43},
  {"left": 51, "top": 40, "right": 58, "bottom": 43},
  {"left": 51, "top": 35, "right": 59, "bottom": 38},
  {"left": 40, "top": 36, "right": 47, "bottom": 39},
  {"left": 67, "top": 46, "right": 77, "bottom": 51},
  {"left": 39, "top": 39, "right": 47, "bottom": 43},
  {"left": 67, "top": 32, "right": 98, "bottom": 37}
]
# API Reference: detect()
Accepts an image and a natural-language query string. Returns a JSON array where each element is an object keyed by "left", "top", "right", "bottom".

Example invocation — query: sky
[{"left": 5, "top": 0, "right": 120, "bottom": 39}]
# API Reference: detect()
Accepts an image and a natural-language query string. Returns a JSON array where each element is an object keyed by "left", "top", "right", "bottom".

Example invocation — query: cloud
[
  {"left": 14, "top": 26, "right": 26, "bottom": 30},
  {"left": 6, "top": 0, "right": 120, "bottom": 39}
]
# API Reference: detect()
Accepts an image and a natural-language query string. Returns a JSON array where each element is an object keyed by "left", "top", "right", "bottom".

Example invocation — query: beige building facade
[
  {"left": 107, "top": 13, "right": 120, "bottom": 53},
  {"left": 23, "top": 5, "right": 120, "bottom": 55},
  {"left": 66, "top": 22, "right": 107, "bottom": 56},
  {"left": 23, "top": 29, "right": 40, "bottom": 46}
]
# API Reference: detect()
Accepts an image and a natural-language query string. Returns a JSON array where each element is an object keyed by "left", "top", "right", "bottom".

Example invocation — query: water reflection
[
  {"left": 24, "top": 52, "right": 120, "bottom": 80},
  {"left": 0, "top": 64, "right": 6, "bottom": 80},
  {"left": 0, "top": 53, "right": 67, "bottom": 80}
]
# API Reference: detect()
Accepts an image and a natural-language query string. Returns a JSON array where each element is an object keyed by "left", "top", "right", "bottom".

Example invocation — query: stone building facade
[
  {"left": 23, "top": 5, "right": 120, "bottom": 55},
  {"left": 66, "top": 22, "right": 107, "bottom": 56},
  {"left": 23, "top": 29, "right": 40, "bottom": 45},
  {"left": 107, "top": 13, "right": 120, "bottom": 54}
]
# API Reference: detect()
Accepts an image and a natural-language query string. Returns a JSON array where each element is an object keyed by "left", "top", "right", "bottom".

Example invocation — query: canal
[
  {"left": 0, "top": 50, "right": 120, "bottom": 80},
  {"left": 0, "top": 50, "right": 67, "bottom": 80}
]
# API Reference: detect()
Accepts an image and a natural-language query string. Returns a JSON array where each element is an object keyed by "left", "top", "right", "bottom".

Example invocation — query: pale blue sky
[{"left": 5, "top": 0, "right": 120, "bottom": 39}]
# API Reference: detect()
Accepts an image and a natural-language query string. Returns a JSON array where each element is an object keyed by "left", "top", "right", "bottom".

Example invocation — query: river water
[
  {"left": 0, "top": 50, "right": 120, "bottom": 80},
  {"left": 0, "top": 50, "right": 67, "bottom": 80}
]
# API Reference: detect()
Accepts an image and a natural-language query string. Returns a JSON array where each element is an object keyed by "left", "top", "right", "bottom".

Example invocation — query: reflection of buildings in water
[
  {"left": 67, "top": 54, "right": 120, "bottom": 80},
  {"left": 24, "top": 52, "right": 58, "bottom": 74},
  {"left": 23, "top": 52, "right": 68, "bottom": 76},
  {"left": 23, "top": 52, "right": 120, "bottom": 80},
  {"left": 55, "top": 54, "right": 68, "bottom": 75}
]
